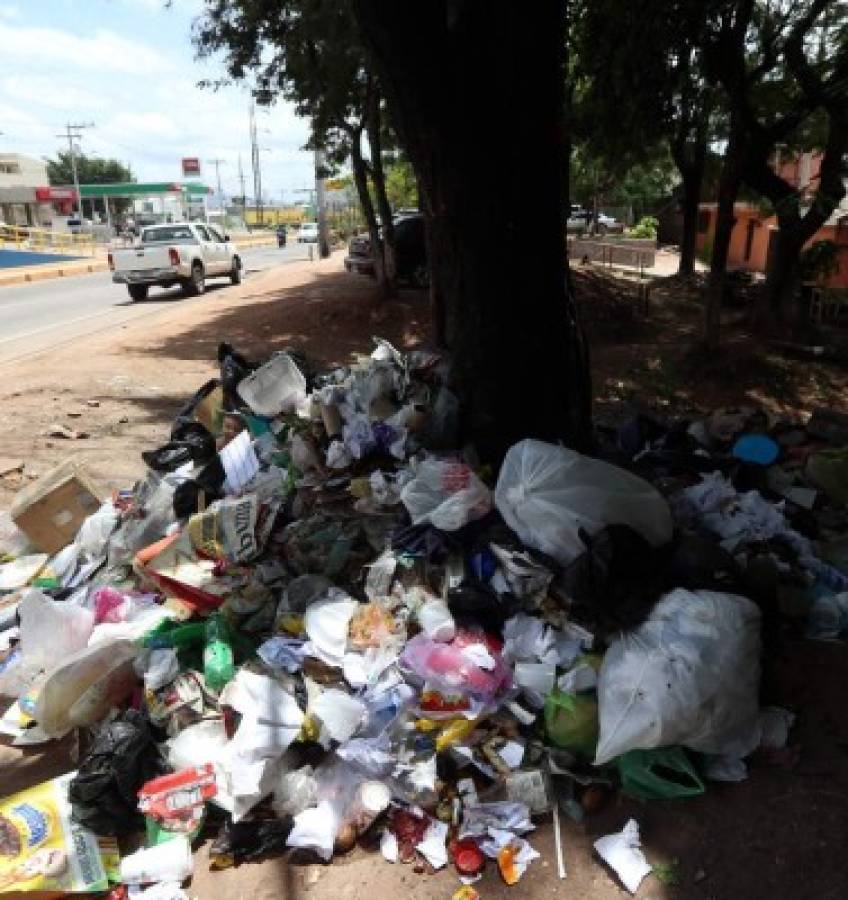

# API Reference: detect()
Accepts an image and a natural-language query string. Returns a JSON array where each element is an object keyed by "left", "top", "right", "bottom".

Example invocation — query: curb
[{"left": 0, "top": 260, "right": 109, "bottom": 288}]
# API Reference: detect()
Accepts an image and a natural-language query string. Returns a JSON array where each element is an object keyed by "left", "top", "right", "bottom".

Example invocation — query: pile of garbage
[{"left": 0, "top": 342, "right": 844, "bottom": 897}]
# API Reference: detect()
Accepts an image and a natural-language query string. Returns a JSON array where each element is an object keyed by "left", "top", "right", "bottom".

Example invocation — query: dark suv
[{"left": 344, "top": 213, "right": 429, "bottom": 288}]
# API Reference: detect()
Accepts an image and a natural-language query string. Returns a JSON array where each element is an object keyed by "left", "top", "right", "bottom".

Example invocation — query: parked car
[
  {"left": 344, "top": 213, "right": 429, "bottom": 288},
  {"left": 109, "top": 222, "right": 242, "bottom": 302},
  {"left": 297, "top": 222, "right": 319, "bottom": 243},
  {"left": 66, "top": 215, "right": 93, "bottom": 235}
]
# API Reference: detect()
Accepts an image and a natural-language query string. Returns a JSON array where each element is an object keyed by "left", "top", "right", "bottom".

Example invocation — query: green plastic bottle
[{"left": 203, "top": 613, "right": 235, "bottom": 693}]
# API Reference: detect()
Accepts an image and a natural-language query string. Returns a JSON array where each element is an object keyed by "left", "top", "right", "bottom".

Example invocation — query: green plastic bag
[
  {"left": 544, "top": 689, "right": 599, "bottom": 759},
  {"left": 617, "top": 747, "right": 705, "bottom": 801}
]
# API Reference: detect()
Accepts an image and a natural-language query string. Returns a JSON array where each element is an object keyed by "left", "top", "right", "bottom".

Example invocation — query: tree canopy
[{"left": 46, "top": 153, "right": 134, "bottom": 186}]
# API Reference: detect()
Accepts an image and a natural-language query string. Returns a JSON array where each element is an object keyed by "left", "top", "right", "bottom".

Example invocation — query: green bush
[{"left": 628, "top": 215, "right": 659, "bottom": 239}]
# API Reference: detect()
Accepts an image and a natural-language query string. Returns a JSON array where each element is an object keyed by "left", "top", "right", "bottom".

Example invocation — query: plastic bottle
[{"left": 203, "top": 614, "right": 235, "bottom": 693}]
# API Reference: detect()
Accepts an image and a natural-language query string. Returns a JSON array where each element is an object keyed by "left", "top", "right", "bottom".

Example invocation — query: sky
[{"left": 0, "top": 0, "right": 314, "bottom": 205}]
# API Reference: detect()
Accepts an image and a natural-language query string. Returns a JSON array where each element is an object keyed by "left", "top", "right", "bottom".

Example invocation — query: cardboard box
[{"left": 11, "top": 459, "right": 102, "bottom": 554}]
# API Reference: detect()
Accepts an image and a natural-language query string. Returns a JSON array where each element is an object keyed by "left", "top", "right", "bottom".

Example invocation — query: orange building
[{"left": 696, "top": 152, "right": 848, "bottom": 287}]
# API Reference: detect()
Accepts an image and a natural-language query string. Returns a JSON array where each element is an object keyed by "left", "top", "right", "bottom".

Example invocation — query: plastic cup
[
  {"left": 119, "top": 834, "right": 193, "bottom": 884},
  {"left": 345, "top": 780, "right": 392, "bottom": 834}
]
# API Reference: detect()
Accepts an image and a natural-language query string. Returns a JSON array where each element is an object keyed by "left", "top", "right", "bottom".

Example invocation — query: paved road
[{"left": 0, "top": 243, "right": 310, "bottom": 366}]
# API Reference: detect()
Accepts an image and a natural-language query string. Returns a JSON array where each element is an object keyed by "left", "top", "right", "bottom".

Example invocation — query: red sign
[
  {"left": 35, "top": 186, "right": 77, "bottom": 201},
  {"left": 182, "top": 157, "right": 201, "bottom": 177}
]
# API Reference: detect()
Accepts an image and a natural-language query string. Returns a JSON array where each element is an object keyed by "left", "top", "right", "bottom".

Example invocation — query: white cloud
[
  {"left": 0, "top": 23, "right": 170, "bottom": 74},
  {"left": 0, "top": 8, "right": 314, "bottom": 197},
  {"left": 0, "top": 4, "right": 22, "bottom": 21}
]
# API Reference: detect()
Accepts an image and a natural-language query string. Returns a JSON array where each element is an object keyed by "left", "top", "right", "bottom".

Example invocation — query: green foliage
[
  {"left": 46, "top": 152, "right": 133, "bottom": 186},
  {"left": 628, "top": 216, "right": 659, "bottom": 239},
  {"left": 653, "top": 859, "right": 681, "bottom": 886},
  {"left": 194, "top": 0, "right": 368, "bottom": 161},
  {"left": 800, "top": 240, "right": 841, "bottom": 282},
  {"left": 383, "top": 154, "right": 417, "bottom": 211}
]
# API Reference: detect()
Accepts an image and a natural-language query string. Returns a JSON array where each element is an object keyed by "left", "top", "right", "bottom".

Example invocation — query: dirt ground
[{"left": 2, "top": 256, "right": 848, "bottom": 899}]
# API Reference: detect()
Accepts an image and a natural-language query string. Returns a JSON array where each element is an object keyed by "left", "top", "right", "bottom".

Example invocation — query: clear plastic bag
[
  {"left": 494, "top": 439, "right": 673, "bottom": 566},
  {"left": 400, "top": 459, "right": 492, "bottom": 531},
  {"left": 237, "top": 352, "right": 306, "bottom": 417},
  {"left": 595, "top": 589, "right": 762, "bottom": 765},
  {"left": 0, "top": 588, "right": 94, "bottom": 699},
  {"left": 400, "top": 632, "right": 511, "bottom": 714}
]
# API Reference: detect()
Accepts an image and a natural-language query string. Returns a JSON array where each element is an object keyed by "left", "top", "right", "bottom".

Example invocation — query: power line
[{"left": 55, "top": 122, "right": 94, "bottom": 216}]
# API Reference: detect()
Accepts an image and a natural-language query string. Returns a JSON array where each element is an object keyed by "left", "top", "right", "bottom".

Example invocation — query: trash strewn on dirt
[{"left": 3, "top": 343, "right": 842, "bottom": 896}]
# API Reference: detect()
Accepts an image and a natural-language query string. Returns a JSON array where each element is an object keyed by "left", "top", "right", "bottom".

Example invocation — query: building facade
[
  {"left": 696, "top": 152, "right": 848, "bottom": 288},
  {"left": 0, "top": 153, "right": 76, "bottom": 227}
]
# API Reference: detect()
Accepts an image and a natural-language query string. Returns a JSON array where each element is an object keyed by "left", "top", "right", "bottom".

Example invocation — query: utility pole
[
  {"left": 237, "top": 155, "right": 247, "bottom": 207},
  {"left": 207, "top": 157, "right": 226, "bottom": 214},
  {"left": 56, "top": 122, "right": 94, "bottom": 218},
  {"left": 315, "top": 147, "right": 330, "bottom": 258},
  {"left": 249, "top": 104, "right": 263, "bottom": 227}
]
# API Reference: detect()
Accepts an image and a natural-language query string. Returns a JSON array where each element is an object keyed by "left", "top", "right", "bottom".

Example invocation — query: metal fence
[{"left": 0, "top": 224, "right": 96, "bottom": 257}]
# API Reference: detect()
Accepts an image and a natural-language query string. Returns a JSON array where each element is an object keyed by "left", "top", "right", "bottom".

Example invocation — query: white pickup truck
[{"left": 109, "top": 222, "right": 242, "bottom": 301}]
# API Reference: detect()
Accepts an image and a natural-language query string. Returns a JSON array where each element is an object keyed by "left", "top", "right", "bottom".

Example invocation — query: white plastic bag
[
  {"left": 237, "top": 352, "right": 307, "bottom": 417},
  {"left": 34, "top": 638, "right": 139, "bottom": 736},
  {"left": 594, "top": 589, "right": 761, "bottom": 765},
  {"left": 0, "top": 588, "right": 94, "bottom": 698},
  {"left": 494, "top": 439, "right": 673, "bottom": 566},
  {"left": 400, "top": 459, "right": 492, "bottom": 531}
]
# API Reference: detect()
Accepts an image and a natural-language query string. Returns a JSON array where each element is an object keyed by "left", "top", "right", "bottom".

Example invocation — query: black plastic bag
[
  {"left": 173, "top": 456, "right": 226, "bottom": 519},
  {"left": 556, "top": 524, "right": 670, "bottom": 636},
  {"left": 218, "top": 341, "right": 255, "bottom": 409},
  {"left": 210, "top": 817, "right": 293, "bottom": 868},
  {"left": 142, "top": 422, "right": 217, "bottom": 473},
  {"left": 448, "top": 580, "right": 516, "bottom": 634},
  {"left": 69, "top": 710, "right": 163, "bottom": 836}
]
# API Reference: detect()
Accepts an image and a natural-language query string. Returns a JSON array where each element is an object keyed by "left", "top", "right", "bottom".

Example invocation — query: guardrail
[
  {"left": 568, "top": 237, "right": 656, "bottom": 276},
  {"left": 0, "top": 224, "right": 96, "bottom": 257}
]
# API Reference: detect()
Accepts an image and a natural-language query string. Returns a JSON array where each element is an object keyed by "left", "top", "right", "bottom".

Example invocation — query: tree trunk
[
  {"left": 350, "top": 129, "right": 389, "bottom": 299},
  {"left": 366, "top": 85, "right": 398, "bottom": 297},
  {"left": 705, "top": 130, "right": 743, "bottom": 350},
  {"left": 678, "top": 162, "right": 702, "bottom": 277},
  {"left": 765, "top": 224, "right": 805, "bottom": 323},
  {"left": 354, "top": 0, "right": 592, "bottom": 462},
  {"left": 745, "top": 126, "right": 848, "bottom": 322}
]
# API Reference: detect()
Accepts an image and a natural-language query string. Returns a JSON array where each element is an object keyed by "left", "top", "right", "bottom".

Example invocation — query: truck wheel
[
  {"left": 230, "top": 256, "right": 242, "bottom": 285},
  {"left": 127, "top": 284, "right": 148, "bottom": 302},
  {"left": 183, "top": 263, "right": 205, "bottom": 297}
]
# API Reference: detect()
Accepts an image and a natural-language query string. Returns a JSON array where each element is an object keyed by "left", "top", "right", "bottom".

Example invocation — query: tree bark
[
  {"left": 676, "top": 152, "right": 706, "bottom": 277},
  {"left": 365, "top": 81, "right": 398, "bottom": 297},
  {"left": 353, "top": 0, "right": 591, "bottom": 462},
  {"left": 705, "top": 128, "right": 744, "bottom": 350},
  {"left": 349, "top": 128, "right": 389, "bottom": 299}
]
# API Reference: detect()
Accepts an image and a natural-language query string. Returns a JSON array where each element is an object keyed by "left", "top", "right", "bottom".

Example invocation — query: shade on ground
[{"left": 0, "top": 248, "right": 81, "bottom": 268}]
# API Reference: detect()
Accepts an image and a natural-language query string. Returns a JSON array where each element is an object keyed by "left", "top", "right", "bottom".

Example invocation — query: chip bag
[{"left": 0, "top": 773, "right": 110, "bottom": 893}]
